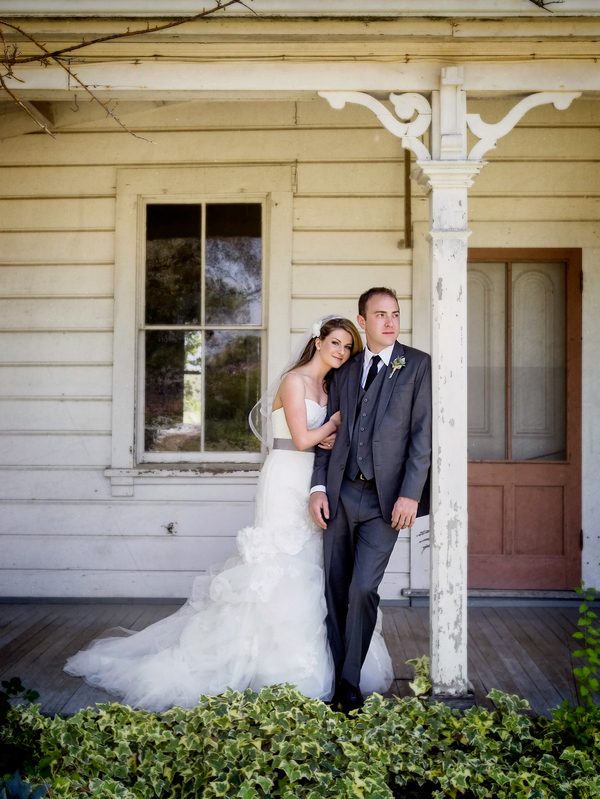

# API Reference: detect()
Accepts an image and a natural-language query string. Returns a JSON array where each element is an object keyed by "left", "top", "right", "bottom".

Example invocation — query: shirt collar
[{"left": 363, "top": 343, "right": 395, "bottom": 368}]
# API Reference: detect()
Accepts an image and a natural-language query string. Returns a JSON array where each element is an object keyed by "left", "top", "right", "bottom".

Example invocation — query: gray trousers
[{"left": 323, "top": 476, "right": 398, "bottom": 687}]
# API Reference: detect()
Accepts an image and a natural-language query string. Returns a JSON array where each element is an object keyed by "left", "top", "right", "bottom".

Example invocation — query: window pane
[
  {"left": 205, "top": 204, "right": 262, "bottom": 325},
  {"left": 467, "top": 263, "right": 507, "bottom": 460},
  {"left": 204, "top": 330, "right": 261, "bottom": 452},
  {"left": 145, "top": 330, "right": 202, "bottom": 452},
  {"left": 145, "top": 204, "right": 201, "bottom": 325},
  {"left": 511, "top": 263, "right": 566, "bottom": 461}
]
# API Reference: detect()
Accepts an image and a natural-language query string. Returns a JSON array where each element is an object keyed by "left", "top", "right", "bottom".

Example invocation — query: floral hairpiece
[{"left": 311, "top": 319, "right": 323, "bottom": 338}]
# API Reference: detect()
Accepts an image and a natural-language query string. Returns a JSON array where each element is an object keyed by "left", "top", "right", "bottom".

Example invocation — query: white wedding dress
[{"left": 65, "top": 400, "right": 394, "bottom": 711}]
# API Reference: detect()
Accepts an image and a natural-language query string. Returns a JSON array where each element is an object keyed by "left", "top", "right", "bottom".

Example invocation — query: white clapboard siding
[
  {"left": 292, "top": 264, "right": 412, "bottom": 297},
  {"left": 0, "top": 434, "right": 111, "bottom": 467},
  {"left": 0, "top": 471, "right": 258, "bottom": 502},
  {"left": 0, "top": 232, "right": 114, "bottom": 264},
  {"left": 294, "top": 196, "right": 404, "bottom": 229},
  {"left": 0, "top": 332, "right": 113, "bottom": 363},
  {"left": 0, "top": 502, "right": 255, "bottom": 538},
  {"left": 0, "top": 299, "right": 113, "bottom": 330},
  {"left": 467, "top": 197, "right": 600, "bottom": 223},
  {"left": 0, "top": 570, "right": 218, "bottom": 599},
  {"left": 482, "top": 127, "right": 600, "bottom": 160},
  {"left": 0, "top": 265, "right": 113, "bottom": 296},
  {"left": 293, "top": 231, "right": 407, "bottom": 264},
  {"left": 0, "top": 534, "right": 239, "bottom": 571},
  {"left": 0, "top": 130, "right": 401, "bottom": 167},
  {"left": 0, "top": 469, "right": 113, "bottom": 501},
  {"left": 54, "top": 100, "right": 299, "bottom": 132},
  {"left": 0, "top": 365, "right": 112, "bottom": 397},
  {"left": 0, "top": 167, "right": 117, "bottom": 197},
  {"left": 0, "top": 400, "right": 112, "bottom": 432},
  {"left": 297, "top": 162, "right": 404, "bottom": 196},
  {"left": 470, "top": 221, "right": 600, "bottom": 249},
  {"left": 471, "top": 162, "right": 600, "bottom": 196},
  {"left": 0, "top": 198, "right": 115, "bottom": 230}
]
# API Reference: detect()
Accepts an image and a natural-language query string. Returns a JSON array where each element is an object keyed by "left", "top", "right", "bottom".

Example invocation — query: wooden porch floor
[{"left": 0, "top": 603, "right": 583, "bottom": 718}]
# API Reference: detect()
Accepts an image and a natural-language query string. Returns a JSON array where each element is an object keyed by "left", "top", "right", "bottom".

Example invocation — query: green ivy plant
[
  {"left": 572, "top": 584, "right": 600, "bottom": 707},
  {"left": 4, "top": 683, "right": 600, "bottom": 799}
]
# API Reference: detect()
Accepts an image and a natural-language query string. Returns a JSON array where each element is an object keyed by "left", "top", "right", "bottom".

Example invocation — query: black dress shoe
[{"left": 339, "top": 678, "right": 364, "bottom": 715}]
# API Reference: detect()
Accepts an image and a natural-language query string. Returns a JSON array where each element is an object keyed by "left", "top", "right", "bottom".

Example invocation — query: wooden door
[{"left": 467, "top": 249, "right": 582, "bottom": 589}]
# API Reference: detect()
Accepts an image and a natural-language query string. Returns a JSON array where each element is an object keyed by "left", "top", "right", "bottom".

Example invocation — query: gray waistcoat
[{"left": 346, "top": 364, "right": 386, "bottom": 481}]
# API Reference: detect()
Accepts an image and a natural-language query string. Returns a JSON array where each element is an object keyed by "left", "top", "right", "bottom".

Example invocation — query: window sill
[{"left": 104, "top": 465, "right": 261, "bottom": 497}]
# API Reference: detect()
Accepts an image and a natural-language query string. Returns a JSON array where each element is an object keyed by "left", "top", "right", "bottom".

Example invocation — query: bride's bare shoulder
[{"left": 273, "top": 371, "right": 307, "bottom": 410}]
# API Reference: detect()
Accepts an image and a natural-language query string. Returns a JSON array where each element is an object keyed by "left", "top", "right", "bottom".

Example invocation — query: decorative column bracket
[
  {"left": 318, "top": 91, "right": 432, "bottom": 161},
  {"left": 319, "top": 89, "right": 581, "bottom": 164},
  {"left": 466, "top": 91, "right": 581, "bottom": 161}
]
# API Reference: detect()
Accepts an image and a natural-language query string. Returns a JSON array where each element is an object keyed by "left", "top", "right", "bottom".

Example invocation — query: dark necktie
[{"left": 364, "top": 354, "right": 381, "bottom": 392}]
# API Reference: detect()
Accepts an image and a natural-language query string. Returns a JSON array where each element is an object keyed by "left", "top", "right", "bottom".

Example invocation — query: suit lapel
[
  {"left": 375, "top": 341, "right": 405, "bottom": 429},
  {"left": 345, "top": 352, "right": 363, "bottom": 439}
]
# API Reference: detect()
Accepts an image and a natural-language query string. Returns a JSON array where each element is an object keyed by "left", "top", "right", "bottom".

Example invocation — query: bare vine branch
[
  {"left": 527, "top": 0, "right": 565, "bottom": 10},
  {"left": 0, "top": 0, "right": 253, "bottom": 139}
]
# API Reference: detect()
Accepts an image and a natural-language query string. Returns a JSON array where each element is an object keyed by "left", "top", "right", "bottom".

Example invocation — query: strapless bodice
[{"left": 272, "top": 399, "right": 327, "bottom": 439}]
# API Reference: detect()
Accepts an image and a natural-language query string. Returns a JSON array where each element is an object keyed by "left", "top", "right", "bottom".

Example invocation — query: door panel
[{"left": 467, "top": 249, "right": 581, "bottom": 590}]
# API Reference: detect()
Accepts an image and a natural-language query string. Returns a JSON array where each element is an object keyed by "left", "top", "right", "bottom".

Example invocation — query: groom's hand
[
  {"left": 310, "top": 491, "right": 330, "bottom": 530},
  {"left": 391, "top": 497, "right": 418, "bottom": 531}
]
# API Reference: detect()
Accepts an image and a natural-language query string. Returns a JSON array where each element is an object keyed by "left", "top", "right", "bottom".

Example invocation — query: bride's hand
[
  {"left": 330, "top": 410, "right": 342, "bottom": 428},
  {"left": 318, "top": 432, "right": 337, "bottom": 450}
]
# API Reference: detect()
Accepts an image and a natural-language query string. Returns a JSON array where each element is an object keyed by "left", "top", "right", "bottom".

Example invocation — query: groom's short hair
[{"left": 358, "top": 286, "right": 398, "bottom": 318}]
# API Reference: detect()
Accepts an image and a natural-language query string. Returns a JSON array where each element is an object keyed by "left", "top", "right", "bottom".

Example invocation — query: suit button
[
  {"left": 360, "top": 427, "right": 365, "bottom": 432},
  {"left": 364, "top": 398, "right": 368, "bottom": 403},
  {"left": 362, "top": 413, "right": 367, "bottom": 417},
  {"left": 359, "top": 442, "right": 364, "bottom": 447},
  {"left": 340, "top": 464, "right": 344, "bottom": 469},
  {"left": 358, "top": 457, "right": 363, "bottom": 461}
]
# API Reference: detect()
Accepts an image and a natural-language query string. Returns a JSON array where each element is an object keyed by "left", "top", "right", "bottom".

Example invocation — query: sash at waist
[{"left": 273, "top": 438, "right": 315, "bottom": 454}]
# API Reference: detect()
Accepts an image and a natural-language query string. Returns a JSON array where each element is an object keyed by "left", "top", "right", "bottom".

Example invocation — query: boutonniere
[{"left": 389, "top": 355, "right": 406, "bottom": 378}]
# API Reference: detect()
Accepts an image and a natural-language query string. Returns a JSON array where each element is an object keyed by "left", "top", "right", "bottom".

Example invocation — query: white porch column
[{"left": 414, "top": 69, "right": 484, "bottom": 699}]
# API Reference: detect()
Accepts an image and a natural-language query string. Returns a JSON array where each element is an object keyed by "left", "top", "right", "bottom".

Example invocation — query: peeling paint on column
[{"left": 436, "top": 278, "right": 443, "bottom": 300}]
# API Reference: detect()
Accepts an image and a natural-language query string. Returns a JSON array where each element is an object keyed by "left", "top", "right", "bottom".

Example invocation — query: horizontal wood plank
[
  {"left": 0, "top": 167, "right": 116, "bottom": 197},
  {"left": 0, "top": 264, "right": 114, "bottom": 297},
  {"left": 0, "top": 400, "right": 112, "bottom": 431},
  {"left": 0, "top": 198, "right": 115, "bottom": 231},
  {"left": 0, "top": 129, "right": 402, "bottom": 167},
  {"left": 0, "top": 365, "right": 112, "bottom": 396},
  {"left": 293, "top": 230, "right": 407, "bottom": 263},
  {"left": 0, "top": 331, "right": 113, "bottom": 363},
  {"left": 0, "top": 231, "right": 114, "bottom": 265},
  {"left": 294, "top": 196, "right": 405, "bottom": 229},
  {"left": 292, "top": 264, "right": 411, "bottom": 297},
  {"left": 0, "top": 298, "right": 113, "bottom": 330}
]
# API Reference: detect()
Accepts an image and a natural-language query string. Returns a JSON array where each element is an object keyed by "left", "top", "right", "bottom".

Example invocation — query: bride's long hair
[{"left": 286, "top": 317, "right": 363, "bottom": 394}]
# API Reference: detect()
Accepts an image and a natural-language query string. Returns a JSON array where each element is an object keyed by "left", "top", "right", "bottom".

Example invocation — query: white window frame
[{"left": 105, "top": 166, "right": 293, "bottom": 496}]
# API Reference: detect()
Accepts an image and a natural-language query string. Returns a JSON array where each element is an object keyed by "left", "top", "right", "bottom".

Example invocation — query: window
[
  {"left": 106, "top": 166, "right": 293, "bottom": 496},
  {"left": 142, "top": 202, "right": 263, "bottom": 460}
]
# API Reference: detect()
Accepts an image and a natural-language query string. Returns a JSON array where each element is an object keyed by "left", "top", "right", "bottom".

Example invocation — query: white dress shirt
[{"left": 310, "top": 343, "right": 396, "bottom": 494}]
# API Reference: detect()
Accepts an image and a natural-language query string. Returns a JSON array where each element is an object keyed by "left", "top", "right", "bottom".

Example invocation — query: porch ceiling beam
[{"left": 3, "top": 60, "right": 600, "bottom": 99}]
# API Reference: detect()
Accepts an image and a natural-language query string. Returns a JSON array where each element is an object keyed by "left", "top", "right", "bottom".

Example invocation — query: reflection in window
[
  {"left": 206, "top": 204, "right": 262, "bottom": 325},
  {"left": 143, "top": 203, "right": 262, "bottom": 457}
]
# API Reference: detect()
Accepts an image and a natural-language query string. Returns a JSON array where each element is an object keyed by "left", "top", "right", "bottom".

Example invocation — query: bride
[{"left": 64, "top": 316, "right": 393, "bottom": 712}]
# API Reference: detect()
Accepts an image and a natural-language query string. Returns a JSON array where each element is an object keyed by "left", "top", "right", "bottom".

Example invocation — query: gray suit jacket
[{"left": 311, "top": 341, "right": 432, "bottom": 523}]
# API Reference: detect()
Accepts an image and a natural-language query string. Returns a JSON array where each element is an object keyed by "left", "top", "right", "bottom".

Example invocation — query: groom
[{"left": 309, "top": 286, "right": 432, "bottom": 714}]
